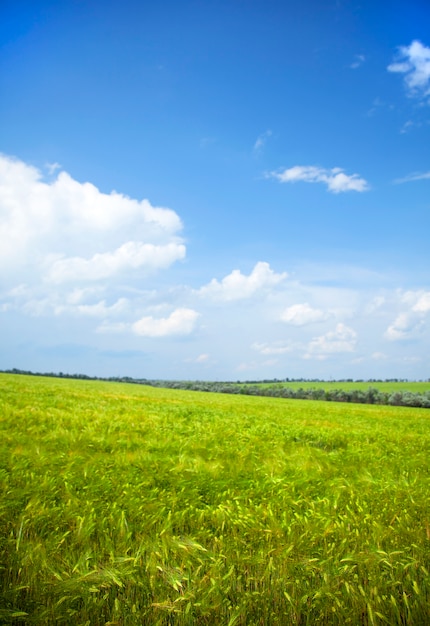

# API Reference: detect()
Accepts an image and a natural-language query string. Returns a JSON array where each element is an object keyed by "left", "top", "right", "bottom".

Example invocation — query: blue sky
[{"left": 1, "top": 0, "right": 429, "bottom": 380}]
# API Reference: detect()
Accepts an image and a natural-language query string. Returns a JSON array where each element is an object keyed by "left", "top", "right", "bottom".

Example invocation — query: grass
[{"left": 0, "top": 373, "right": 429, "bottom": 625}]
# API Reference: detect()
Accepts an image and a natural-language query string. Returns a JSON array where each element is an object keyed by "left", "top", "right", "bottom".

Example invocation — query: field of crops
[{"left": 1, "top": 373, "right": 429, "bottom": 625}]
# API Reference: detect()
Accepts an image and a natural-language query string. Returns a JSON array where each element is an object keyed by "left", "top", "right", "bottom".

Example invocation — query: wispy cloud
[
  {"left": 253, "top": 130, "right": 272, "bottom": 153},
  {"left": 55, "top": 297, "right": 129, "bottom": 318},
  {"left": 400, "top": 120, "right": 415, "bottom": 134},
  {"left": 236, "top": 359, "right": 278, "bottom": 372},
  {"left": 366, "top": 97, "right": 395, "bottom": 118},
  {"left": 267, "top": 165, "right": 369, "bottom": 193},
  {"left": 253, "top": 341, "right": 294, "bottom": 355},
  {"left": 394, "top": 170, "right": 430, "bottom": 184},
  {"left": 350, "top": 54, "right": 365, "bottom": 69},
  {"left": 388, "top": 40, "right": 430, "bottom": 101},
  {"left": 45, "top": 162, "right": 61, "bottom": 175}
]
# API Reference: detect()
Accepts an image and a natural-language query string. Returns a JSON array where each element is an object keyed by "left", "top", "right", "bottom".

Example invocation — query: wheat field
[{"left": 0, "top": 373, "right": 429, "bottom": 624}]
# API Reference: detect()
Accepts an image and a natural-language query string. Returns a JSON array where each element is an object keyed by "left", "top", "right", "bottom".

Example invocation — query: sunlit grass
[{"left": 1, "top": 373, "right": 429, "bottom": 624}]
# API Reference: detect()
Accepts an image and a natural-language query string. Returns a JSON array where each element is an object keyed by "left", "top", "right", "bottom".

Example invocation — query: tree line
[
  {"left": 144, "top": 380, "right": 430, "bottom": 408},
  {"left": 2, "top": 368, "right": 429, "bottom": 408}
]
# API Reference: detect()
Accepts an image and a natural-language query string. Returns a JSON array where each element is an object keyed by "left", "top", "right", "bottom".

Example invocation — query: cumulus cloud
[
  {"left": 0, "top": 154, "right": 184, "bottom": 278},
  {"left": 280, "top": 303, "right": 327, "bottom": 326},
  {"left": 388, "top": 40, "right": 430, "bottom": 101},
  {"left": 198, "top": 262, "right": 287, "bottom": 301},
  {"left": 0, "top": 152, "right": 194, "bottom": 347},
  {"left": 384, "top": 290, "right": 430, "bottom": 340},
  {"left": 47, "top": 242, "right": 186, "bottom": 283},
  {"left": 3, "top": 282, "right": 129, "bottom": 319},
  {"left": 132, "top": 308, "right": 199, "bottom": 337},
  {"left": 384, "top": 313, "right": 424, "bottom": 341},
  {"left": 305, "top": 323, "right": 357, "bottom": 359},
  {"left": 267, "top": 165, "right": 368, "bottom": 193},
  {"left": 413, "top": 291, "right": 430, "bottom": 313}
]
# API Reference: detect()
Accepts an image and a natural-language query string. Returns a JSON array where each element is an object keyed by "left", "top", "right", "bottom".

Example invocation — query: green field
[{"left": 1, "top": 374, "right": 429, "bottom": 625}]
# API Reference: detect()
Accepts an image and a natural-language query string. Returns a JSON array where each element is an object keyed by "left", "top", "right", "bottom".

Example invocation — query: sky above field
[{"left": 1, "top": 0, "right": 429, "bottom": 381}]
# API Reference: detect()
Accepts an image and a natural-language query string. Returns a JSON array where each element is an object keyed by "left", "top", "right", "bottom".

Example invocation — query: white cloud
[
  {"left": 2, "top": 283, "right": 129, "bottom": 319},
  {"left": 364, "top": 296, "right": 386, "bottom": 314},
  {"left": 47, "top": 242, "right": 186, "bottom": 283},
  {"left": 0, "top": 154, "right": 184, "bottom": 277},
  {"left": 384, "top": 290, "right": 430, "bottom": 340},
  {"left": 280, "top": 303, "right": 326, "bottom": 326},
  {"left": 388, "top": 40, "right": 430, "bottom": 101},
  {"left": 305, "top": 323, "right": 357, "bottom": 359},
  {"left": 1, "top": 153, "right": 428, "bottom": 380},
  {"left": 267, "top": 165, "right": 368, "bottom": 193},
  {"left": 0, "top": 153, "right": 193, "bottom": 348},
  {"left": 413, "top": 291, "right": 430, "bottom": 313},
  {"left": 55, "top": 298, "right": 129, "bottom": 318},
  {"left": 198, "top": 262, "right": 287, "bottom": 301},
  {"left": 132, "top": 308, "right": 200, "bottom": 337},
  {"left": 384, "top": 313, "right": 424, "bottom": 341}
]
